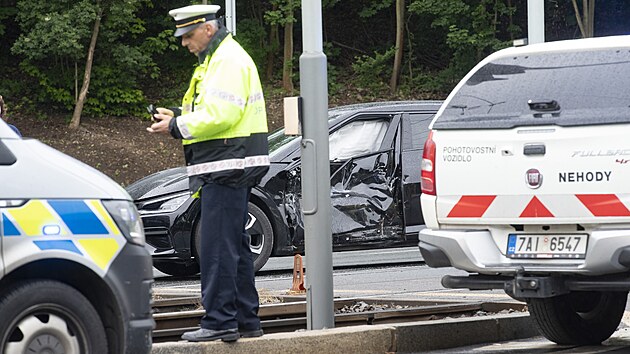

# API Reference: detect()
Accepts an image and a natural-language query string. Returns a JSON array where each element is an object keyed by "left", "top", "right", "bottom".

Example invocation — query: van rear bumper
[
  {"left": 419, "top": 228, "right": 630, "bottom": 275},
  {"left": 442, "top": 273, "right": 630, "bottom": 300},
  {"left": 441, "top": 272, "right": 630, "bottom": 299}
]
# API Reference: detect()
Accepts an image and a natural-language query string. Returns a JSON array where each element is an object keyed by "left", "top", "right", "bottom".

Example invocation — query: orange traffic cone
[{"left": 290, "top": 254, "right": 306, "bottom": 293}]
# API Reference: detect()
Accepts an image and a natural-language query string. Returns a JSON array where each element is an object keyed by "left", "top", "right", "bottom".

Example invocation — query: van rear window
[{"left": 434, "top": 48, "right": 630, "bottom": 129}]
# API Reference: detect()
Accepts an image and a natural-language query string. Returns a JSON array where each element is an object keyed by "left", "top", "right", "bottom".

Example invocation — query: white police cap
[{"left": 169, "top": 4, "right": 221, "bottom": 37}]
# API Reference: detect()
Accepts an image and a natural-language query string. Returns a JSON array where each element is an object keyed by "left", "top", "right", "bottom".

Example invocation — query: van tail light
[{"left": 421, "top": 131, "right": 436, "bottom": 195}]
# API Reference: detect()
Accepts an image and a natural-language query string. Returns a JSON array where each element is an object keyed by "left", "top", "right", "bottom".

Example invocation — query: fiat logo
[{"left": 526, "top": 168, "right": 542, "bottom": 189}]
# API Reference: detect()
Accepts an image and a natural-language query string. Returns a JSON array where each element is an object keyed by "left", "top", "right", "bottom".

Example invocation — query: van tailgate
[{"left": 433, "top": 124, "right": 630, "bottom": 226}]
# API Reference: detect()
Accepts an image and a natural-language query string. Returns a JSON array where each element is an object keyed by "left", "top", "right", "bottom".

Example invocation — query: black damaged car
[{"left": 126, "top": 101, "right": 442, "bottom": 276}]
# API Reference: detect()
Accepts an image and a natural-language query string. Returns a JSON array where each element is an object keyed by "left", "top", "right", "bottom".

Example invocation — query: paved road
[
  {"left": 153, "top": 246, "right": 508, "bottom": 303},
  {"left": 153, "top": 246, "right": 423, "bottom": 278},
  {"left": 261, "top": 246, "right": 423, "bottom": 271},
  {"left": 152, "top": 247, "right": 630, "bottom": 353}
]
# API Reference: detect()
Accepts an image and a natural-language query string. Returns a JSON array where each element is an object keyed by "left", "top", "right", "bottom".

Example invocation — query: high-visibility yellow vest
[
  {"left": 177, "top": 33, "right": 267, "bottom": 142},
  {"left": 173, "top": 31, "right": 269, "bottom": 192}
]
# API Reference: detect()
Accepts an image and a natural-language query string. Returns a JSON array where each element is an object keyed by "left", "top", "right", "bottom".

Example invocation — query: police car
[
  {"left": 418, "top": 35, "right": 630, "bottom": 345},
  {"left": 0, "top": 121, "right": 153, "bottom": 353}
]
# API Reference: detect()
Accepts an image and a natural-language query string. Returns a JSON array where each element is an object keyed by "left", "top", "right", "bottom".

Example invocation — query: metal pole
[
  {"left": 527, "top": 0, "right": 545, "bottom": 44},
  {"left": 225, "top": 0, "right": 236, "bottom": 35},
  {"left": 300, "top": 0, "right": 334, "bottom": 330}
]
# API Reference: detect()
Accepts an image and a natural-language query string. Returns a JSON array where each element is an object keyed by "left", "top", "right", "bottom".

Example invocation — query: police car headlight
[{"left": 103, "top": 200, "right": 145, "bottom": 246}]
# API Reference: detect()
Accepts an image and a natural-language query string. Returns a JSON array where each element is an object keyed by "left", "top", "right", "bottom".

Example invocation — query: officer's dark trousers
[{"left": 199, "top": 183, "right": 261, "bottom": 330}]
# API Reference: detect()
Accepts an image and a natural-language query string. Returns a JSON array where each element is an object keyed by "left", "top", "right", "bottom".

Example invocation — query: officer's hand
[
  {"left": 147, "top": 110, "right": 173, "bottom": 134},
  {"left": 156, "top": 107, "right": 174, "bottom": 117}
]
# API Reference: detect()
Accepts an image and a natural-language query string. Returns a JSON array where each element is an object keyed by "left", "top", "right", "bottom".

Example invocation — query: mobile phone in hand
[
  {"left": 147, "top": 104, "right": 159, "bottom": 121},
  {"left": 147, "top": 104, "right": 159, "bottom": 115}
]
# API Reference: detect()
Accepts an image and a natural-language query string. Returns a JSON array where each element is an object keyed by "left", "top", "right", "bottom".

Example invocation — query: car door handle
[{"left": 523, "top": 143, "right": 546, "bottom": 156}]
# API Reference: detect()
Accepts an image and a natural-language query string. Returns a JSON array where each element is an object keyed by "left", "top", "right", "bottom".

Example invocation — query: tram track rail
[{"left": 152, "top": 296, "right": 527, "bottom": 343}]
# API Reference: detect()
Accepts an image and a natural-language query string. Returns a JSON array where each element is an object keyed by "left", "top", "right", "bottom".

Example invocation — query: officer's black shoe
[
  {"left": 240, "top": 328, "right": 264, "bottom": 338},
  {"left": 181, "top": 328, "right": 239, "bottom": 342}
]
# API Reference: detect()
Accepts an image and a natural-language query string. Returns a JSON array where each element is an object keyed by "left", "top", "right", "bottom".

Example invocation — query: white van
[
  {"left": 419, "top": 35, "right": 630, "bottom": 345},
  {"left": 0, "top": 121, "right": 153, "bottom": 353}
]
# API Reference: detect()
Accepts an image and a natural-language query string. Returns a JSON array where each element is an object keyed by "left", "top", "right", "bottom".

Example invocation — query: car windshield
[
  {"left": 434, "top": 48, "right": 630, "bottom": 129},
  {"left": 268, "top": 128, "right": 297, "bottom": 153},
  {"left": 267, "top": 110, "right": 346, "bottom": 153}
]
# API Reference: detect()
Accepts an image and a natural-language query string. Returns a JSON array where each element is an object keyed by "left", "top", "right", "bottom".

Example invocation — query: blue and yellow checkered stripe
[{"left": 1, "top": 199, "right": 123, "bottom": 270}]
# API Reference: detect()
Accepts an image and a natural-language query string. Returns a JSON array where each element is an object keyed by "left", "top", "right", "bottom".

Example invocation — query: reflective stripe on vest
[{"left": 187, "top": 155, "right": 270, "bottom": 176}]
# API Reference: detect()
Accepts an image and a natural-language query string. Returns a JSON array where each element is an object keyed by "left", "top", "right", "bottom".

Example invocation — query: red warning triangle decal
[
  {"left": 447, "top": 195, "right": 496, "bottom": 218},
  {"left": 520, "top": 196, "right": 554, "bottom": 217},
  {"left": 576, "top": 194, "right": 630, "bottom": 217}
]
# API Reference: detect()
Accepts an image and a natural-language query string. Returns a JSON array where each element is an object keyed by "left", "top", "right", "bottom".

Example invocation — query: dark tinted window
[
  {"left": 434, "top": 48, "right": 630, "bottom": 129},
  {"left": 406, "top": 113, "right": 434, "bottom": 149}
]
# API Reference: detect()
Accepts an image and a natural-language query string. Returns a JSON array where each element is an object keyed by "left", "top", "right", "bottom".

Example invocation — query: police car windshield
[{"left": 435, "top": 48, "right": 630, "bottom": 129}]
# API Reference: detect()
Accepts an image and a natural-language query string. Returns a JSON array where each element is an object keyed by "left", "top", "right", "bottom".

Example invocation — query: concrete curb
[{"left": 151, "top": 312, "right": 538, "bottom": 354}]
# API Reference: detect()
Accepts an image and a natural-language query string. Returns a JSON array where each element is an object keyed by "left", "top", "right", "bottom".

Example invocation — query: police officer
[{"left": 147, "top": 4, "right": 269, "bottom": 342}]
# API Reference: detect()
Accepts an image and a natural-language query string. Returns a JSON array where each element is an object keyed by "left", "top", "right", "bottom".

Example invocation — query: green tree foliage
[
  {"left": 352, "top": 47, "right": 396, "bottom": 93},
  {"left": 358, "top": 0, "right": 394, "bottom": 18},
  {"left": 264, "top": 0, "right": 300, "bottom": 93},
  {"left": 10, "top": 0, "right": 178, "bottom": 117},
  {"left": 0, "top": 0, "right": 621, "bottom": 120},
  {"left": 408, "top": 0, "right": 520, "bottom": 90}
]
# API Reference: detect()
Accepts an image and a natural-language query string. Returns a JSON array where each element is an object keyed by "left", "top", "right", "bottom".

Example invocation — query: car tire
[
  {"left": 247, "top": 202, "right": 274, "bottom": 273},
  {"left": 527, "top": 290, "right": 627, "bottom": 345},
  {"left": 154, "top": 261, "right": 200, "bottom": 277},
  {"left": 0, "top": 280, "right": 108, "bottom": 354},
  {"left": 193, "top": 202, "right": 274, "bottom": 273}
]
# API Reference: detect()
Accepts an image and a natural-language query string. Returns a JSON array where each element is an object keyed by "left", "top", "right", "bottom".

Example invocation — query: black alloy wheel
[{"left": 193, "top": 201, "right": 274, "bottom": 273}]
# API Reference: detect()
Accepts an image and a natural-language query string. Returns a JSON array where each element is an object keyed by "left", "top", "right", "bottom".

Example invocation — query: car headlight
[
  {"left": 158, "top": 194, "right": 189, "bottom": 213},
  {"left": 103, "top": 200, "right": 145, "bottom": 246}
]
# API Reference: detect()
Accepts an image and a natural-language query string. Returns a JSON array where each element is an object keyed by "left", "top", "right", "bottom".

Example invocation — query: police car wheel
[
  {"left": 193, "top": 202, "right": 274, "bottom": 273},
  {"left": 0, "top": 279, "right": 107, "bottom": 354},
  {"left": 527, "top": 290, "right": 627, "bottom": 345}
]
